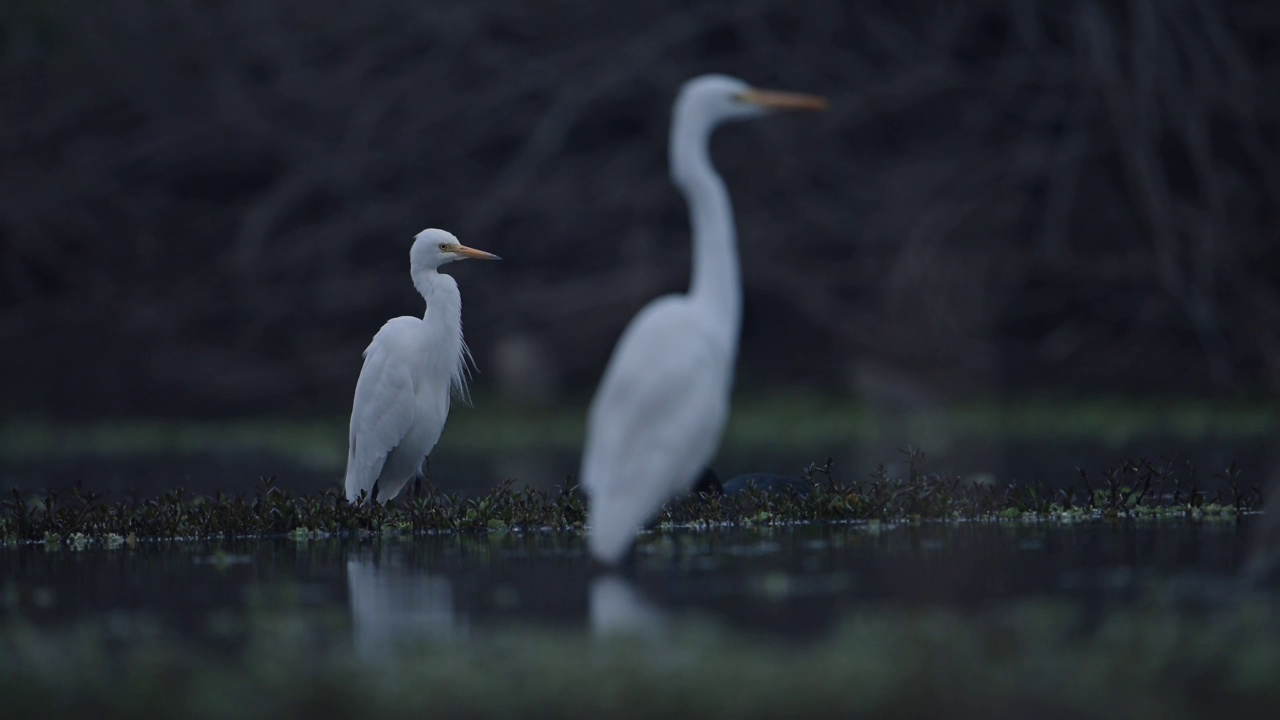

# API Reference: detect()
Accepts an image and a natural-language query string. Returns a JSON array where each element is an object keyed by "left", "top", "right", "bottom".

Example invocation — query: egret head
[
  {"left": 410, "top": 228, "right": 501, "bottom": 273},
  {"left": 676, "top": 74, "right": 829, "bottom": 127}
]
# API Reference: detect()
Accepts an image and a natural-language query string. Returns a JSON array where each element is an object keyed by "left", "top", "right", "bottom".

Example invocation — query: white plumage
[
  {"left": 344, "top": 228, "right": 499, "bottom": 504},
  {"left": 580, "top": 75, "right": 828, "bottom": 564}
]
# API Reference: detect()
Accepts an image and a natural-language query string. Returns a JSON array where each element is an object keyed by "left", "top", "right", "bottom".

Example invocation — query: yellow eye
[{"left": 438, "top": 243, "right": 449, "bottom": 251}]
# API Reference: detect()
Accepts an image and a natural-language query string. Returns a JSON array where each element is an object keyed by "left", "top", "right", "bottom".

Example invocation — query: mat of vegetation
[
  {"left": 1, "top": 592, "right": 1278, "bottom": 719},
  {"left": 1, "top": 455, "right": 1260, "bottom": 547}
]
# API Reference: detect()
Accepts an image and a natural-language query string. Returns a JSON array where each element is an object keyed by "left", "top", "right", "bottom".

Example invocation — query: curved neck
[
  {"left": 413, "top": 268, "right": 463, "bottom": 336},
  {"left": 412, "top": 268, "right": 469, "bottom": 399},
  {"left": 670, "top": 104, "right": 741, "bottom": 336},
  {"left": 413, "top": 267, "right": 442, "bottom": 307}
]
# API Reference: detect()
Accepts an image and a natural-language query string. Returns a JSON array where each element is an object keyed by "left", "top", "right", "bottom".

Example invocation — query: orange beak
[
  {"left": 737, "top": 88, "right": 829, "bottom": 112},
  {"left": 450, "top": 244, "right": 502, "bottom": 261}
]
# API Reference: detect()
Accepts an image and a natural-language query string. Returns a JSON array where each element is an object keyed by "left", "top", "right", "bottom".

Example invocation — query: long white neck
[
  {"left": 670, "top": 99, "right": 741, "bottom": 340},
  {"left": 413, "top": 269, "right": 471, "bottom": 402}
]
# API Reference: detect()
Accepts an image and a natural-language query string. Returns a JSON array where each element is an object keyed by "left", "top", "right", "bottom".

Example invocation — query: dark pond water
[
  {"left": 2, "top": 425, "right": 1275, "bottom": 665},
  {"left": 0, "top": 519, "right": 1263, "bottom": 656}
]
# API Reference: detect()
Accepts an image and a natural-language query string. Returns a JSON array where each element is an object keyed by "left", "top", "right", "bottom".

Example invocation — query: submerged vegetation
[{"left": 1, "top": 453, "right": 1261, "bottom": 547}]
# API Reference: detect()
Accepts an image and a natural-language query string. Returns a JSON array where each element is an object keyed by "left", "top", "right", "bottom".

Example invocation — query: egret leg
[{"left": 412, "top": 456, "right": 431, "bottom": 498}]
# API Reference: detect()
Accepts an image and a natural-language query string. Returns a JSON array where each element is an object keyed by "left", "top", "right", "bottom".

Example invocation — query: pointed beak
[
  {"left": 738, "top": 88, "right": 829, "bottom": 112},
  {"left": 451, "top": 244, "right": 502, "bottom": 261}
]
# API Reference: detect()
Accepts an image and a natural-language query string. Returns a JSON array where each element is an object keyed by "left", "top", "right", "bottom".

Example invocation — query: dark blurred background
[{"left": 2, "top": 0, "right": 1278, "bottom": 423}]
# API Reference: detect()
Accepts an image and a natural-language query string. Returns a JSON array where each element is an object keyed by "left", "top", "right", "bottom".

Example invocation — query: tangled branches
[{"left": 1, "top": 0, "right": 1277, "bottom": 416}]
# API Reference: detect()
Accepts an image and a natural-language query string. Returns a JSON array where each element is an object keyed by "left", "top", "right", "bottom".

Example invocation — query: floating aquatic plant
[{"left": 0, "top": 452, "right": 1262, "bottom": 547}]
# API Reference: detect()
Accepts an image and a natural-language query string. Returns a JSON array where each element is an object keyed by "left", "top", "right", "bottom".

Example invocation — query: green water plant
[{"left": 0, "top": 453, "right": 1263, "bottom": 546}]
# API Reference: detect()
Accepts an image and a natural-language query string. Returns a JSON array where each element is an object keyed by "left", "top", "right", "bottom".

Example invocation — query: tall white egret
[
  {"left": 580, "top": 74, "right": 828, "bottom": 564},
  {"left": 344, "top": 228, "right": 500, "bottom": 504}
]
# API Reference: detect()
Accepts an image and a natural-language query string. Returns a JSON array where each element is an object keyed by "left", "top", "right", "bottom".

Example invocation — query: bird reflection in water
[
  {"left": 346, "top": 548, "right": 672, "bottom": 649},
  {"left": 589, "top": 574, "right": 668, "bottom": 639},
  {"left": 346, "top": 545, "right": 463, "bottom": 659}
]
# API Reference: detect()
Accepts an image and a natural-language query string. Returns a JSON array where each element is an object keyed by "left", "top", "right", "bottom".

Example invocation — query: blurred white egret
[
  {"left": 580, "top": 74, "right": 828, "bottom": 564},
  {"left": 344, "top": 228, "right": 500, "bottom": 504}
]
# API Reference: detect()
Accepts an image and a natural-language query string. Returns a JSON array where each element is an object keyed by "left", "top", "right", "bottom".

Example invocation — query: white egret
[
  {"left": 580, "top": 74, "right": 828, "bottom": 564},
  {"left": 344, "top": 228, "right": 500, "bottom": 504}
]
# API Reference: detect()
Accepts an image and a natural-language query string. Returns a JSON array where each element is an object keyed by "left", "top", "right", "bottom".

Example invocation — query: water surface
[{"left": 2, "top": 519, "right": 1259, "bottom": 655}]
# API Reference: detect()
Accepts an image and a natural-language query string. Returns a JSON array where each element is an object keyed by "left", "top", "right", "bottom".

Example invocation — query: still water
[
  {"left": 1, "top": 422, "right": 1275, "bottom": 663},
  {"left": 1, "top": 519, "right": 1259, "bottom": 655}
]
